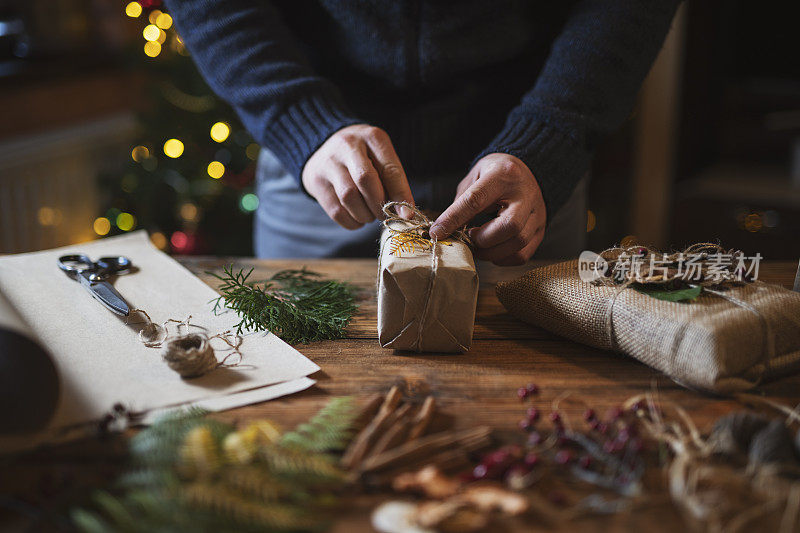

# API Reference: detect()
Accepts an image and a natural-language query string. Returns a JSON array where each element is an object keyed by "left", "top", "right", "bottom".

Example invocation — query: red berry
[
  {"left": 485, "top": 450, "right": 510, "bottom": 467},
  {"left": 579, "top": 455, "right": 592, "bottom": 469},
  {"left": 524, "top": 452, "right": 540, "bottom": 466},
  {"left": 549, "top": 411, "right": 562, "bottom": 424},
  {"left": 526, "top": 407, "right": 540, "bottom": 422},
  {"left": 525, "top": 383, "right": 539, "bottom": 395},
  {"left": 472, "top": 464, "right": 488, "bottom": 479},
  {"left": 518, "top": 419, "right": 532, "bottom": 431},
  {"left": 517, "top": 387, "right": 529, "bottom": 400},
  {"left": 527, "top": 431, "right": 543, "bottom": 446},
  {"left": 583, "top": 408, "right": 596, "bottom": 422},
  {"left": 555, "top": 450, "right": 573, "bottom": 464}
]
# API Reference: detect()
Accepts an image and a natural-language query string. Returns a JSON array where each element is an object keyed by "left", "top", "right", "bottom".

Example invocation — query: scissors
[{"left": 58, "top": 254, "right": 133, "bottom": 316}]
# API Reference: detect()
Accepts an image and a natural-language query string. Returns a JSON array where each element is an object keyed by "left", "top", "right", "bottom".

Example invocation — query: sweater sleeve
[
  {"left": 164, "top": 0, "right": 362, "bottom": 183},
  {"left": 474, "top": 0, "right": 681, "bottom": 219}
]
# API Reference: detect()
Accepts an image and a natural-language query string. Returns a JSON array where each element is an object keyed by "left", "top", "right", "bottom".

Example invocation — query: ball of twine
[
  {"left": 131, "top": 311, "right": 242, "bottom": 379},
  {"left": 161, "top": 333, "right": 219, "bottom": 379}
]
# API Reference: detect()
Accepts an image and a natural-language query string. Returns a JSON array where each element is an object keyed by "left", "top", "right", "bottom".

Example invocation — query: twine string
[{"left": 379, "top": 201, "right": 471, "bottom": 351}]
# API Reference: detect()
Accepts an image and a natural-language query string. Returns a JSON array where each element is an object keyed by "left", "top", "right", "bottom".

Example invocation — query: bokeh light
[
  {"left": 207, "top": 161, "right": 225, "bottom": 179},
  {"left": 38, "top": 207, "right": 61, "bottom": 226},
  {"left": 131, "top": 145, "right": 150, "bottom": 162},
  {"left": 125, "top": 2, "right": 142, "bottom": 18},
  {"left": 143, "top": 24, "right": 161, "bottom": 42},
  {"left": 116, "top": 212, "right": 136, "bottom": 231},
  {"left": 155, "top": 13, "right": 173, "bottom": 29},
  {"left": 210, "top": 122, "right": 230, "bottom": 143},
  {"left": 144, "top": 41, "right": 161, "bottom": 57},
  {"left": 171, "top": 231, "right": 188, "bottom": 250},
  {"left": 180, "top": 202, "right": 199, "bottom": 222},
  {"left": 245, "top": 143, "right": 260, "bottom": 160},
  {"left": 148, "top": 9, "right": 162, "bottom": 24},
  {"left": 240, "top": 193, "right": 259, "bottom": 212},
  {"left": 163, "top": 138, "right": 184, "bottom": 158},
  {"left": 93, "top": 217, "right": 111, "bottom": 236},
  {"left": 150, "top": 231, "right": 167, "bottom": 250}
]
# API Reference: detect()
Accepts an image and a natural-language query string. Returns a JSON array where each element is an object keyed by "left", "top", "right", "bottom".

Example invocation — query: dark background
[{"left": 1, "top": 0, "right": 798, "bottom": 259}]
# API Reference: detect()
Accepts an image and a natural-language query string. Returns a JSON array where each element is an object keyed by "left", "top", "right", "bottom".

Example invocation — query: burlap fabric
[{"left": 496, "top": 260, "right": 800, "bottom": 394}]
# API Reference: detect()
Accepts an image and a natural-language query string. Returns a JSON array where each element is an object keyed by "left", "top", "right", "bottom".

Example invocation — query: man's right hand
[{"left": 302, "top": 124, "right": 415, "bottom": 229}]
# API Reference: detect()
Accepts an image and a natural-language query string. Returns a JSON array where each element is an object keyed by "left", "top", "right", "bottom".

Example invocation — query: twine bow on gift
[{"left": 380, "top": 201, "right": 472, "bottom": 352}]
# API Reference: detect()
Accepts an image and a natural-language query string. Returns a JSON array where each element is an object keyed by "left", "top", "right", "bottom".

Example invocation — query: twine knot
[{"left": 382, "top": 201, "right": 471, "bottom": 249}]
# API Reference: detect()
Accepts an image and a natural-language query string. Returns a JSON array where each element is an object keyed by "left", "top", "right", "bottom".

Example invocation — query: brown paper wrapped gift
[
  {"left": 496, "top": 260, "right": 800, "bottom": 394},
  {"left": 377, "top": 214, "right": 478, "bottom": 353}
]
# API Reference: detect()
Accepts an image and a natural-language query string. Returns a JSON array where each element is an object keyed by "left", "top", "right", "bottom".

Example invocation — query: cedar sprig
[{"left": 209, "top": 266, "right": 358, "bottom": 344}]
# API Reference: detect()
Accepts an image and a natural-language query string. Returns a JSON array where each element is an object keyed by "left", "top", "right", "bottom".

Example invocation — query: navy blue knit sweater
[{"left": 165, "top": 0, "right": 680, "bottom": 218}]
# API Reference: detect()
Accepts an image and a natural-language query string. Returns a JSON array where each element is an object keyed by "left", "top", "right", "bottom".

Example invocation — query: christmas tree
[{"left": 96, "top": 0, "right": 260, "bottom": 255}]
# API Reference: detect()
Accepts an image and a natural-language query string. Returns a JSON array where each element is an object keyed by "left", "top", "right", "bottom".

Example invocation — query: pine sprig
[
  {"left": 280, "top": 397, "right": 357, "bottom": 453},
  {"left": 209, "top": 266, "right": 358, "bottom": 344}
]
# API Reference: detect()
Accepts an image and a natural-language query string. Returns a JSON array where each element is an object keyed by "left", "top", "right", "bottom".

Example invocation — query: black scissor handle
[
  {"left": 57, "top": 254, "right": 96, "bottom": 276},
  {"left": 96, "top": 256, "right": 132, "bottom": 275}
]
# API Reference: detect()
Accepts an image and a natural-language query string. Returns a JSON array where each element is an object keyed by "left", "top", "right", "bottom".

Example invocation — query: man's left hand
[{"left": 429, "top": 153, "right": 547, "bottom": 266}]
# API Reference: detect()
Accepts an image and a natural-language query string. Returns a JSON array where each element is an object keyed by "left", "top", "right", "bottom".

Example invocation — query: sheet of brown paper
[
  {"left": 377, "top": 226, "right": 478, "bottom": 352},
  {"left": 0, "top": 231, "right": 320, "bottom": 440}
]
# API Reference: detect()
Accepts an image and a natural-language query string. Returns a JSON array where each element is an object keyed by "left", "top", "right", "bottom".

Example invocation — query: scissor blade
[{"left": 81, "top": 276, "right": 131, "bottom": 316}]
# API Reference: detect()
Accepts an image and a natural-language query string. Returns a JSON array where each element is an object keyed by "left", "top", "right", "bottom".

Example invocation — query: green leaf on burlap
[{"left": 633, "top": 284, "right": 702, "bottom": 302}]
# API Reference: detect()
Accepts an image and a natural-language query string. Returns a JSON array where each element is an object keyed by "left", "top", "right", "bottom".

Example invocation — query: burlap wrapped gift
[
  {"left": 496, "top": 260, "right": 800, "bottom": 394},
  {"left": 377, "top": 217, "right": 478, "bottom": 353}
]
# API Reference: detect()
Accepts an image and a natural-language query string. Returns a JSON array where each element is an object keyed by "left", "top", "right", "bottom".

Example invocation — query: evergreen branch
[
  {"left": 260, "top": 444, "right": 344, "bottom": 482},
  {"left": 280, "top": 397, "right": 357, "bottom": 452},
  {"left": 209, "top": 266, "right": 358, "bottom": 343},
  {"left": 73, "top": 399, "right": 353, "bottom": 533}
]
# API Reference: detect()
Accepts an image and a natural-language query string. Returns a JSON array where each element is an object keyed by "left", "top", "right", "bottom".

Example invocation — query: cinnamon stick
[
  {"left": 359, "top": 426, "right": 492, "bottom": 474},
  {"left": 341, "top": 385, "right": 403, "bottom": 469},
  {"left": 407, "top": 395, "right": 436, "bottom": 441}
]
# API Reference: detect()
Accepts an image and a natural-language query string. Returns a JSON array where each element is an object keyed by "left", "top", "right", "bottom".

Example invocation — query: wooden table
[{"left": 176, "top": 258, "right": 799, "bottom": 532}]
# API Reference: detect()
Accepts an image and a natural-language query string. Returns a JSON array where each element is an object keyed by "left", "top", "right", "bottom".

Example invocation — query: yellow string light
[
  {"left": 155, "top": 13, "right": 173, "bottom": 29},
  {"left": 144, "top": 41, "right": 161, "bottom": 58},
  {"left": 143, "top": 24, "right": 161, "bottom": 42},
  {"left": 207, "top": 161, "right": 225, "bottom": 179},
  {"left": 116, "top": 213, "right": 136, "bottom": 232},
  {"left": 180, "top": 202, "right": 199, "bottom": 222},
  {"left": 148, "top": 9, "right": 162, "bottom": 24},
  {"left": 125, "top": 2, "right": 142, "bottom": 18},
  {"left": 209, "top": 122, "right": 230, "bottom": 143},
  {"left": 94, "top": 217, "right": 111, "bottom": 236},
  {"left": 163, "top": 138, "right": 184, "bottom": 158},
  {"left": 131, "top": 145, "right": 150, "bottom": 162},
  {"left": 150, "top": 231, "right": 167, "bottom": 250}
]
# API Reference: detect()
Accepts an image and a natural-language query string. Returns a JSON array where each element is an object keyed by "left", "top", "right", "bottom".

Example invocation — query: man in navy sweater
[{"left": 166, "top": 0, "right": 680, "bottom": 263}]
